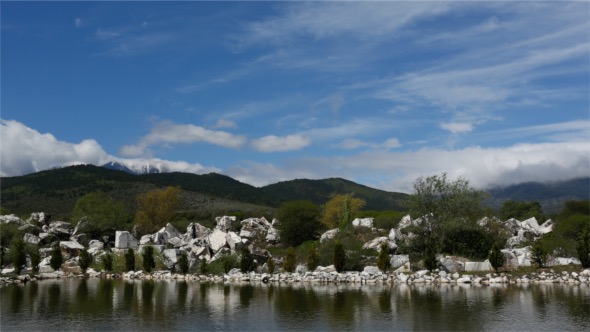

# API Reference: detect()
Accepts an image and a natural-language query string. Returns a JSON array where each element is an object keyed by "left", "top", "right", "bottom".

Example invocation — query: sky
[{"left": 1, "top": 1, "right": 589, "bottom": 193}]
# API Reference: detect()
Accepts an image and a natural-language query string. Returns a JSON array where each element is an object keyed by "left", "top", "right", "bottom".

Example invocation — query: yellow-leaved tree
[
  {"left": 321, "top": 193, "right": 365, "bottom": 229},
  {"left": 134, "top": 186, "right": 181, "bottom": 235}
]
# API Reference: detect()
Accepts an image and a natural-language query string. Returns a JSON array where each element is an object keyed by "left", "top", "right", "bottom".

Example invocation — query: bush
[
  {"left": 577, "top": 230, "right": 590, "bottom": 268},
  {"left": 283, "top": 247, "right": 296, "bottom": 273},
  {"left": 101, "top": 253, "right": 114, "bottom": 272},
  {"left": 28, "top": 245, "right": 40, "bottom": 274},
  {"left": 267, "top": 258, "right": 275, "bottom": 274},
  {"left": 199, "top": 258, "right": 209, "bottom": 274},
  {"left": 79, "top": 249, "right": 92, "bottom": 273},
  {"left": 178, "top": 252, "right": 189, "bottom": 274},
  {"left": 377, "top": 243, "right": 391, "bottom": 272},
  {"left": 125, "top": 249, "right": 136, "bottom": 272},
  {"left": 142, "top": 246, "right": 156, "bottom": 273},
  {"left": 488, "top": 242, "right": 504, "bottom": 272},
  {"left": 240, "top": 247, "right": 255, "bottom": 273},
  {"left": 333, "top": 242, "right": 345, "bottom": 273},
  {"left": 307, "top": 244, "right": 319, "bottom": 271},
  {"left": 440, "top": 222, "right": 494, "bottom": 260},
  {"left": 10, "top": 238, "right": 26, "bottom": 275},
  {"left": 208, "top": 253, "right": 237, "bottom": 274},
  {"left": 423, "top": 239, "right": 438, "bottom": 272},
  {"left": 50, "top": 244, "right": 63, "bottom": 271},
  {"left": 276, "top": 200, "right": 323, "bottom": 247},
  {"left": 531, "top": 241, "right": 548, "bottom": 268}
]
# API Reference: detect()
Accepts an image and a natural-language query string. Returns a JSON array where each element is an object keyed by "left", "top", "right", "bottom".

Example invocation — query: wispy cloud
[
  {"left": 119, "top": 120, "right": 246, "bottom": 157},
  {"left": 251, "top": 134, "right": 311, "bottom": 153}
]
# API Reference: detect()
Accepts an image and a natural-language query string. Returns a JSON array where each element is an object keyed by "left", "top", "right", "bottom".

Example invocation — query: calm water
[{"left": 1, "top": 279, "right": 589, "bottom": 331}]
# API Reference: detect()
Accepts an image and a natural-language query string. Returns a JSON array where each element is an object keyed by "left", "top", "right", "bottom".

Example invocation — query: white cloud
[
  {"left": 0, "top": 119, "right": 110, "bottom": 176},
  {"left": 251, "top": 134, "right": 311, "bottom": 152},
  {"left": 440, "top": 122, "right": 473, "bottom": 134},
  {"left": 75, "top": 17, "right": 82, "bottom": 28},
  {"left": 119, "top": 120, "right": 247, "bottom": 157},
  {"left": 336, "top": 137, "right": 401, "bottom": 150},
  {"left": 213, "top": 119, "right": 237, "bottom": 129}
]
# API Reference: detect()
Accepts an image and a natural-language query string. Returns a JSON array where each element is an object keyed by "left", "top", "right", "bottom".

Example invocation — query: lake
[{"left": 1, "top": 279, "right": 589, "bottom": 331}]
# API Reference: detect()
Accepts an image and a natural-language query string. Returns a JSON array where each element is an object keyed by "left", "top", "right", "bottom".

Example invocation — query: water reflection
[{"left": 1, "top": 280, "right": 589, "bottom": 331}]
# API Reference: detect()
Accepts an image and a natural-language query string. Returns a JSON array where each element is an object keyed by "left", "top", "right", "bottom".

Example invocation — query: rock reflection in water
[{"left": 1, "top": 280, "right": 589, "bottom": 331}]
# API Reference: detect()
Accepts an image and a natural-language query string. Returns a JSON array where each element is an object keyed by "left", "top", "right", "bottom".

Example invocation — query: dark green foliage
[
  {"left": 423, "top": 238, "right": 438, "bottom": 272},
  {"left": 223, "top": 255, "right": 238, "bottom": 273},
  {"left": 499, "top": 200, "right": 544, "bottom": 221},
  {"left": 79, "top": 249, "right": 92, "bottom": 273},
  {"left": 577, "top": 230, "right": 590, "bottom": 268},
  {"left": 240, "top": 247, "right": 255, "bottom": 273},
  {"left": 178, "top": 252, "right": 189, "bottom": 274},
  {"left": 283, "top": 247, "right": 297, "bottom": 273},
  {"left": 377, "top": 243, "right": 391, "bottom": 272},
  {"left": 267, "top": 257, "right": 275, "bottom": 274},
  {"left": 440, "top": 222, "right": 494, "bottom": 260},
  {"left": 125, "top": 249, "right": 135, "bottom": 272},
  {"left": 28, "top": 245, "right": 41, "bottom": 274},
  {"left": 10, "top": 238, "right": 26, "bottom": 274},
  {"left": 307, "top": 244, "right": 319, "bottom": 271},
  {"left": 71, "top": 191, "right": 130, "bottom": 238},
  {"left": 531, "top": 241, "right": 548, "bottom": 268},
  {"left": 333, "top": 242, "right": 346, "bottom": 273},
  {"left": 277, "top": 200, "right": 322, "bottom": 247},
  {"left": 199, "top": 258, "right": 209, "bottom": 274},
  {"left": 142, "top": 246, "right": 156, "bottom": 273},
  {"left": 101, "top": 253, "right": 114, "bottom": 272},
  {"left": 0, "top": 224, "right": 22, "bottom": 248},
  {"left": 488, "top": 242, "right": 504, "bottom": 272},
  {"left": 49, "top": 244, "right": 63, "bottom": 271},
  {"left": 537, "top": 200, "right": 590, "bottom": 257}
]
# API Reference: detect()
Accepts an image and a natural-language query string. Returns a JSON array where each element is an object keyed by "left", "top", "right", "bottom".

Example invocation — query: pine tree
[
  {"left": 178, "top": 252, "right": 189, "bottom": 274},
  {"left": 267, "top": 257, "right": 275, "bottom": 274},
  {"left": 333, "top": 241, "right": 346, "bottom": 273},
  {"left": 79, "top": 249, "right": 92, "bottom": 273},
  {"left": 125, "top": 248, "right": 136, "bottom": 272},
  {"left": 10, "top": 238, "right": 26, "bottom": 275},
  {"left": 488, "top": 242, "right": 504, "bottom": 272},
  {"left": 142, "top": 246, "right": 156, "bottom": 273},
  {"left": 423, "top": 238, "right": 438, "bottom": 271},
  {"left": 531, "top": 241, "right": 548, "bottom": 268},
  {"left": 307, "top": 244, "right": 320, "bottom": 271},
  {"left": 283, "top": 247, "right": 296, "bottom": 273},
  {"left": 50, "top": 244, "right": 63, "bottom": 271},
  {"left": 199, "top": 258, "right": 209, "bottom": 274}
]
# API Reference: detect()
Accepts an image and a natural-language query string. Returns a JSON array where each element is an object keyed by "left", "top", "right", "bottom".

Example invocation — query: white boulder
[
  {"left": 352, "top": 217, "right": 374, "bottom": 228},
  {"left": 115, "top": 231, "right": 138, "bottom": 249},
  {"left": 215, "top": 216, "right": 237, "bottom": 232},
  {"left": 208, "top": 229, "right": 228, "bottom": 252},
  {"left": 320, "top": 229, "right": 339, "bottom": 243}
]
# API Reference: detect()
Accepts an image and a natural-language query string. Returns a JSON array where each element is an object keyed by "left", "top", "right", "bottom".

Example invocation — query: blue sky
[{"left": 1, "top": 1, "right": 589, "bottom": 192}]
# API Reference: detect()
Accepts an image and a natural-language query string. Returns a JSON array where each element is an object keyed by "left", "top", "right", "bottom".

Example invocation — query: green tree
[
  {"left": 79, "top": 249, "right": 92, "bottom": 273},
  {"left": 377, "top": 243, "right": 391, "bottom": 272},
  {"left": 423, "top": 238, "right": 438, "bottom": 272},
  {"left": 101, "top": 252, "right": 114, "bottom": 272},
  {"left": 307, "top": 244, "right": 320, "bottom": 271},
  {"left": 178, "top": 252, "right": 189, "bottom": 274},
  {"left": 333, "top": 241, "right": 346, "bottom": 273},
  {"left": 28, "top": 245, "right": 41, "bottom": 274},
  {"left": 276, "top": 200, "right": 322, "bottom": 247},
  {"left": 125, "top": 248, "right": 136, "bottom": 272},
  {"left": 321, "top": 194, "right": 366, "bottom": 229},
  {"left": 199, "top": 258, "right": 209, "bottom": 274},
  {"left": 531, "top": 241, "right": 548, "bottom": 268},
  {"left": 142, "top": 246, "right": 156, "bottom": 273},
  {"left": 240, "top": 247, "right": 255, "bottom": 273},
  {"left": 283, "top": 247, "right": 297, "bottom": 273},
  {"left": 50, "top": 244, "right": 63, "bottom": 271},
  {"left": 499, "top": 200, "right": 544, "bottom": 221},
  {"left": 135, "top": 186, "right": 182, "bottom": 235},
  {"left": 267, "top": 258, "right": 275, "bottom": 274},
  {"left": 488, "top": 242, "right": 504, "bottom": 272},
  {"left": 10, "top": 238, "right": 26, "bottom": 275},
  {"left": 577, "top": 230, "right": 590, "bottom": 268},
  {"left": 71, "top": 191, "right": 129, "bottom": 238}
]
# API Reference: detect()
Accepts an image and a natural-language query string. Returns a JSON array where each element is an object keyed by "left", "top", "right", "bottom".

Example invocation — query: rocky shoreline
[{"left": 3, "top": 267, "right": 589, "bottom": 286}]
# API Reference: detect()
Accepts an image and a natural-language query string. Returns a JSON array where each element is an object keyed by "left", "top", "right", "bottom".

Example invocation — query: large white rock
[
  {"left": 506, "top": 235, "right": 527, "bottom": 248},
  {"left": 464, "top": 260, "right": 492, "bottom": 272},
  {"left": 265, "top": 227, "right": 279, "bottom": 243},
  {"left": 215, "top": 216, "right": 237, "bottom": 232},
  {"left": 315, "top": 265, "right": 336, "bottom": 273},
  {"left": 208, "top": 229, "right": 228, "bottom": 252},
  {"left": 440, "top": 257, "right": 464, "bottom": 273},
  {"left": 539, "top": 219, "right": 555, "bottom": 234},
  {"left": 27, "top": 212, "right": 50, "bottom": 226},
  {"left": 0, "top": 214, "right": 25, "bottom": 225},
  {"left": 352, "top": 217, "right": 374, "bottom": 228},
  {"left": 398, "top": 215, "right": 413, "bottom": 229},
  {"left": 320, "top": 229, "right": 339, "bottom": 243},
  {"left": 548, "top": 257, "right": 581, "bottom": 266},
  {"left": 363, "top": 266, "right": 380, "bottom": 274},
  {"left": 163, "top": 223, "right": 182, "bottom": 239},
  {"left": 226, "top": 231, "right": 242, "bottom": 251},
  {"left": 115, "top": 231, "right": 138, "bottom": 249},
  {"left": 23, "top": 233, "right": 41, "bottom": 245},
  {"left": 59, "top": 241, "right": 84, "bottom": 251},
  {"left": 390, "top": 255, "right": 409, "bottom": 269},
  {"left": 362, "top": 236, "right": 389, "bottom": 251}
]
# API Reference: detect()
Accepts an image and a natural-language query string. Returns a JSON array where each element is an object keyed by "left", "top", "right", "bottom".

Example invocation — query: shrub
[
  {"left": 488, "top": 242, "right": 504, "bottom": 272},
  {"left": 49, "top": 244, "right": 63, "bottom": 271},
  {"left": 125, "top": 249, "right": 136, "bottom": 272},
  {"left": 142, "top": 246, "right": 156, "bottom": 273},
  {"left": 276, "top": 200, "right": 323, "bottom": 247},
  {"left": 240, "top": 247, "right": 255, "bottom": 273},
  {"left": 423, "top": 238, "right": 438, "bottom": 272},
  {"left": 440, "top": 222, "right": 494, "bottom": 260},
  {"left": 101, "top": 253, "right": 114, "bottom": 272},
  {"left": 28, "top": 245, "right": 41, "bottom": 274},
  {"left": 577, "top": 230, "right": 590, "bottom": 268},
  {"left": 283, "top": 247, "right": 297, "bottom": 273},
  {"left": 10, "top": 238, "right": 26, "bottom": 275},
  {"left": 199, "top": 258, "right": 209, "bottom": 274},
  {"left": 178, "top": 252, "right": 189, "bottom": 274},
  {"left": 377, "top": 243, "right": 391, "bottom": 272},
  {"left": 333, "top": 242, "right": 346, "bottom": 273},
  {"left": 531, "top": 241, "right": 548, "bottom": 268},
  {"left": 267, "top": 257, "right": 275, "bottom": 274},
  {"left": 79, "top": 249, "right": 92, "bottom": 273},
  {"left": 307, "top": 244, "right": 319, "bottom": 271}
]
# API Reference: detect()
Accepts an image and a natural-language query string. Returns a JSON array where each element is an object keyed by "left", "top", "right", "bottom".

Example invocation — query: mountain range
[{"left": 1, "top": 163, "right": 587, "bottom": 219}]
